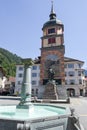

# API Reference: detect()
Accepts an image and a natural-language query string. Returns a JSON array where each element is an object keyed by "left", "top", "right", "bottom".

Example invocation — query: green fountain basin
[
  {"left": 0, "top": 103, "right": 71, "bottom": 130},
  {"left": 0, "top": 104, "right": 69, "bottom": 120}
]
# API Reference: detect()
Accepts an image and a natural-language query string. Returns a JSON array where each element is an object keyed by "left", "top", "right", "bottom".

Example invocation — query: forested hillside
[{"left": 0, "top": 48, "right": 22, "bottom": 77}]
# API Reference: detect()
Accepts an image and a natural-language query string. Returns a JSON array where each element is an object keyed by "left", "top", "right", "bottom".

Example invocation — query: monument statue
[
  {"left": 48, "top": 68, "right": 55, "bottom": 81},
  {"left": 43, "top": 67, "right": 58, "bottom": 99}
]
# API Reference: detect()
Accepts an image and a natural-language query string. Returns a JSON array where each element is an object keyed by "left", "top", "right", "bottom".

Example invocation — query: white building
[
  {"left": 64, "top": 57, "right": 85, "bottom": 96},
  {"left": 0, "top": 67, "right": 7, "bottom": 89},
  {"left": 15, "top": 63, "right": 40, "bottom": 96},
  {"left": 15, "top": 57, "right": 85, "bottom": 97}
]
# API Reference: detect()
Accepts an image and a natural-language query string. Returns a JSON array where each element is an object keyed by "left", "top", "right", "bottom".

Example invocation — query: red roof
[{"left": 9, "top": 77, "right": 15, "bottom": 82}]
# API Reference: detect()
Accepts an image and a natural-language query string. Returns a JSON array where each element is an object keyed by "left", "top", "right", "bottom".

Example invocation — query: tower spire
[
  {"left": 51, "top": 1, "right": 54, "bottom": 14},
  {"left": 49, "top": 1, "right": 56, "bottom": 20}
]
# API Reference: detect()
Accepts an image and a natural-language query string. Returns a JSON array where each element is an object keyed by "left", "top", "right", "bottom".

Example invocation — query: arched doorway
[{"left": 67, "top": 88, "right": 75, "bottom": 97}]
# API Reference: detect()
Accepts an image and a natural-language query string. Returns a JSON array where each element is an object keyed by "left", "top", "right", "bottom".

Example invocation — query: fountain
[{"left": 0, "top": 63, "right": 83, "bottom": 130}]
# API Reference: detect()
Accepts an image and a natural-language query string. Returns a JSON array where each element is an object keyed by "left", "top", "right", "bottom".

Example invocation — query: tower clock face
[
  {"left": 44, "top": 54, "right": 61, "bottom": 78},
  {"left": 46, "top": 54, "right": 58, "bottom": 61}
]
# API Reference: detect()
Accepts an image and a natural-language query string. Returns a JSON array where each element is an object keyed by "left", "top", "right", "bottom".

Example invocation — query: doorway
[
  {"left": 80, "top": 89, "right": 83, "bottom": 96},
  {"left": 67, "top": 88, "right": 75, "bottom": 97}
]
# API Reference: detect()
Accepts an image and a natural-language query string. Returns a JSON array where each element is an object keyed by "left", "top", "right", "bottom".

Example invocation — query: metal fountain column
[
  {"left": 20, "top": 64, "right": 31, "bottom": 104},
  {"left": 17, "top": 60, "right": 33, "bottom": 109}
]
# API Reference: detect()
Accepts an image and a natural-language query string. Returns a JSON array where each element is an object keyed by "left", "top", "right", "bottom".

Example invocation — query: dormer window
[{"left": 48, "top": 28, "right": 55, "bottom": 34}]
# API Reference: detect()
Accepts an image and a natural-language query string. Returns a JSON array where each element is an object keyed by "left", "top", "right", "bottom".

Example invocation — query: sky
[{"left": 0, "top": 0, "right": 87, "bottom": 68}]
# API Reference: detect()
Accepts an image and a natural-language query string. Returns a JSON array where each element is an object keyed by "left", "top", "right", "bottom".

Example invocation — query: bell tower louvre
[{"left": 40, "top": 2, "right": 65, "bottom": 85}]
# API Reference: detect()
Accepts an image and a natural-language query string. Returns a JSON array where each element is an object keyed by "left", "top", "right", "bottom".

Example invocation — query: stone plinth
[{"left": 43, "top": 80, "right": 58, "bottom": 100}]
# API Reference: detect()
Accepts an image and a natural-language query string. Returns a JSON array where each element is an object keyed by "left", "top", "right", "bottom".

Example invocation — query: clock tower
[{"left": 40, "top": 2, "right": 65, "bottom": 85}]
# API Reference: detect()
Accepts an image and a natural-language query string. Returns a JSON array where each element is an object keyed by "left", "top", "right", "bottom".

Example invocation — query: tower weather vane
[
  {"left": 51, "top": 0, "right": 53, "bottom": 4},
  {"left": 51, "top": 0, "right": 54, "bottom": 9},
  {"left": 51, "top": 0, "right": 54, "bottom": 4}
]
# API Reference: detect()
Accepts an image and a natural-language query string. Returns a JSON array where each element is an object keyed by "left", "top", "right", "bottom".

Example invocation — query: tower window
[
  {"left": 48, "top": 37, "right": 56, "bottom": 44},
  {"left": 48, "top": 28, "right": 55, "bottom": 34}
]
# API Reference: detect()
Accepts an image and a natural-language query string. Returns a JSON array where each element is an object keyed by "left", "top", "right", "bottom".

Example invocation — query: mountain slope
[{"left": 0, "top": 48, "right": 22, "bottom": 77}]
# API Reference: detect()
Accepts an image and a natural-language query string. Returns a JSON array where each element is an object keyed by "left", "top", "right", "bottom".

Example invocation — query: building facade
[
  {"left": 15, "top": 3, "right": 85, "bottom": 98},
  {"left": 15, "top": 63, "right": 40, "bottom": 97},
  {"left": 15, "top": 57, "right": 85, "bottom": 97},
  {"left": 64, "top": 57, "right": 85, "bottom": 96},
  {"left": 0, "top": 67, "right": 6, "bottom": 89},
  {"left": 0, "top": 67, "right": 15, "bottom": 95}
]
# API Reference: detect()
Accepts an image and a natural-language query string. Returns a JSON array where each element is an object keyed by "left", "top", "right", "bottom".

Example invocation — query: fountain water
[{"left": 0, "top": 64, "right": 82, "bottom": 130}]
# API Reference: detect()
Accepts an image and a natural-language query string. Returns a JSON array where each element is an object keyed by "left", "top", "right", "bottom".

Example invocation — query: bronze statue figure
[{"left": 48, "top": 67, "right": 55, "bottom": 80}]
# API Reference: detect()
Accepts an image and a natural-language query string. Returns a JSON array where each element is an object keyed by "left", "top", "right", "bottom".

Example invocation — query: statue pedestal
[{"left": 43, "top": 80, "right": 58, "bottom": 100}]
